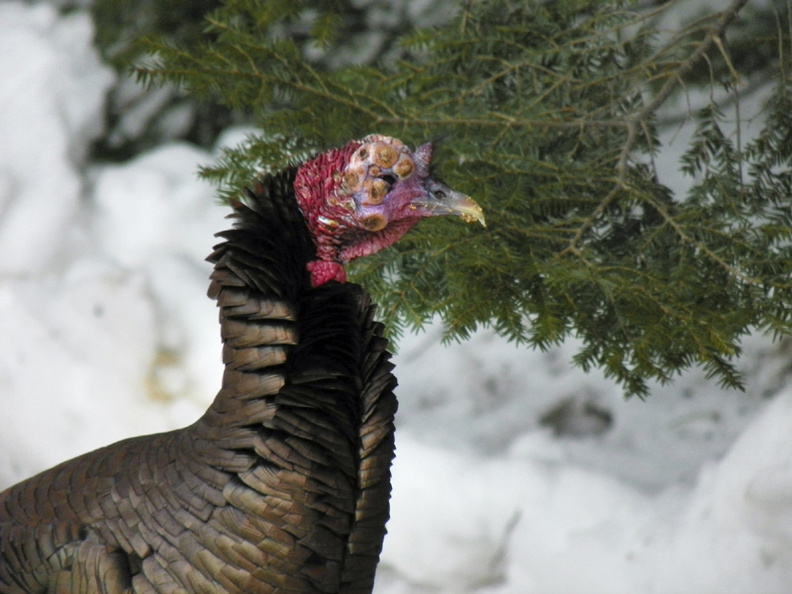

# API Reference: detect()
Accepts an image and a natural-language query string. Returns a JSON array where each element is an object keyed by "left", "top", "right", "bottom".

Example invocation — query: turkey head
[{"left": 293, "top": 134, "right": 485, "bottom": 286}]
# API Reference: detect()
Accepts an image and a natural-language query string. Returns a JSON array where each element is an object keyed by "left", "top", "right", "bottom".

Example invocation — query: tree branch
[{"left": 556, "top": 0, "right": 750, "bottom": 260}]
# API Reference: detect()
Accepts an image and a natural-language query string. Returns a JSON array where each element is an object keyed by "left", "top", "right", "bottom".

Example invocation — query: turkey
[{"left": 0, "top": 134, "right": 484, "bottom": 594}]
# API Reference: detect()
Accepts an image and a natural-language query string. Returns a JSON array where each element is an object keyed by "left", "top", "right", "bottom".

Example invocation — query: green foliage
[
  {"left": 79, "top": 0, "right": 440, "bottom": 159},
  {"left": 136, "top": 0, "right": 792, "bottom": 396}
]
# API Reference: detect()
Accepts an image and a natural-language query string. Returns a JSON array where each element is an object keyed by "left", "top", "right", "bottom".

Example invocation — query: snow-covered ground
[{"left": 2, "top": 3, "right": 792, "bottom": 593}]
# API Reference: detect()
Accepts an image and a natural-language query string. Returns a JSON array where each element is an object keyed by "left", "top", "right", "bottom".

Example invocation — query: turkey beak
[
  {"left": 418, "top": 181, "right": 486, "bottom": 227},
  {"left": 446, "top": 190, "right": 486, "bottom": 226}
]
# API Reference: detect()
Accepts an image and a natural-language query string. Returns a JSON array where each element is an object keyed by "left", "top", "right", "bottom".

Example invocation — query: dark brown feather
[{"left": 0, "top": 166, "right": 397, "bottom": 593}]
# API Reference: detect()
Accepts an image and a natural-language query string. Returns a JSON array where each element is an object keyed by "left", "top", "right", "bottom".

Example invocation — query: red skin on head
[
  {"left": 294, "top": 141, "right": 361, "bottom": 286},
  {"left": 293, "top": 135, "right": 484, "bottom": 288},
  {"left": 295, "top": 139, "right": 424, "bottom": 287}
]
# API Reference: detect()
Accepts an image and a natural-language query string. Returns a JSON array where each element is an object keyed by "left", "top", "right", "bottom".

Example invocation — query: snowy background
[{"left": 2, "top": 3, "right": 792, "bottom": 593}]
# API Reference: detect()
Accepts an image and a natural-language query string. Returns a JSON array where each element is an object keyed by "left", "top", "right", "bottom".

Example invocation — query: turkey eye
[{"left": 379, "top": 174, "right": 397, "bottom": 186}]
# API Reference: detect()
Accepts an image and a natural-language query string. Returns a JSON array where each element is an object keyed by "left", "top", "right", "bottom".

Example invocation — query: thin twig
[{"left": 556, "top": 0, "right": 750, "bottom": 260}]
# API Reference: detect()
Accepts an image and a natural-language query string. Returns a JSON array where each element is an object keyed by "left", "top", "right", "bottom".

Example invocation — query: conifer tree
[{"left": 134, "top": 0, "right": 792, "bottom": 396}]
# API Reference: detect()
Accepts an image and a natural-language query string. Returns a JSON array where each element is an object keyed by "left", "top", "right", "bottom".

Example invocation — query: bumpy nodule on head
[{"left": 294, "top": 134, "right": 485, "bottom": 287}]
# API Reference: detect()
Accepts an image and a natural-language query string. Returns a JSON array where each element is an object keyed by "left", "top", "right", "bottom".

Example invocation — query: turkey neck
[
  {"left": 189, "top": 166, "right": 375, "bottom": 517},
  {"left": 194, "top": 166, "right": 362, "bottom": 465}
]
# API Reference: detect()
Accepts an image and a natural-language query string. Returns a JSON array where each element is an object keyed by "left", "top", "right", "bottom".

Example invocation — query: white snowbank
[
  {"left": 91, "top": 141, "right": 229, "bottom": 410},
  {"left": 644, "top": 388, "right": 792, "bottom": 594},
  {"left": 0, "top": 2, "right": 113, "bottom": 275},
  {"left": 0, "top": 2, "right": 225, "bottom": 483},
  {"left": 2, "top": 3, "right": 792, "bottom": 593},
  {"left": 380, "top": 389, "right": 792, "bottom": 593}
]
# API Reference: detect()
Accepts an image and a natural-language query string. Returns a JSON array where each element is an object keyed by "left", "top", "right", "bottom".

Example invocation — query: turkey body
[{"left": 0, "top": 167, "right": 398, "bottom": 593}]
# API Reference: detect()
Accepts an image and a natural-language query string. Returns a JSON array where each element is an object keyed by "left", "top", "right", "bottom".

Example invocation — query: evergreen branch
[
  {"left": 638, "top": 0, "right": 748, "bottom": 117},
  {"left": 641, "top": 193, "right": 761, "bottom": 286},
  {"left": 558, "top": 0, "right": 750, "bottom": 258},
  {"left": 131, "top": 0, "right": 792, "bottom": 395}
]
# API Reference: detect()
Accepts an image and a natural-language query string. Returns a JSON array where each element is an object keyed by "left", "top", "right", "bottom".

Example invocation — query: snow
[
  {"left": 2, "top": 3, "right": 792, "bottom": 592},
  {"left": 0, "top": 2, "right": 112, "bottom": 275}
]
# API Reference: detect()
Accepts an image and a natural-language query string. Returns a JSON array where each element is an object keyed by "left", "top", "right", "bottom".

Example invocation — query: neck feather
[{"left": 187, "top": 168, "right": 398, "bottom": 591}]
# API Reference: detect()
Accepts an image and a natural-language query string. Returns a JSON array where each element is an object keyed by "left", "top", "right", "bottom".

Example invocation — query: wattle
[{"left": 307, "top": 259, "right": 348, "bottom": 287}]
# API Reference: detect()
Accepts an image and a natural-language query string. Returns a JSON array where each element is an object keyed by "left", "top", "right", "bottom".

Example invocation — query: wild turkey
[{"left": 0, "top": 134, "right": 484, "bottom": 594}]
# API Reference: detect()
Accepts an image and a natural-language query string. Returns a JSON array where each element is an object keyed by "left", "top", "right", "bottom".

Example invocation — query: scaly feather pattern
[{"left": 0, "top": 165, "right": 398, "bottom": 593}]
